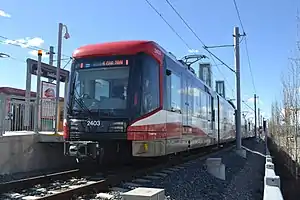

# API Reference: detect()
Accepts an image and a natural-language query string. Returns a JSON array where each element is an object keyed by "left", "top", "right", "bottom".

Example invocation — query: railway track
[{"left": 0, "top": 141, "right": 236, "bottom": 200}]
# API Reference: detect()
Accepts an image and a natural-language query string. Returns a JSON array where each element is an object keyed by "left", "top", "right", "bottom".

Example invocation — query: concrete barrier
[
  {"left": 0, "top": 134, "right": 75, "bottom": 175},
  {"left": 263, "top": 135, "right": 284, "bottom": 200},
  {"left": 206, "top": 157, "right": 226, "bottom": 180},
  {"left": 121, "top": 187, "right": 165, "bottom": 200}
]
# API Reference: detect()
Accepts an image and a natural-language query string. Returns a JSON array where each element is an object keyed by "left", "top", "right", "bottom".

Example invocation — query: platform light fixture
[
  {"left": 54, "top": 23, "right": 71, "bottom": 134},
  {"left": 0, "top": 52, "right": 10, "bottom": 58}
]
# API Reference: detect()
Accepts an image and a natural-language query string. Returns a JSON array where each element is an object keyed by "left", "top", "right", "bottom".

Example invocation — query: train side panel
[{"left": 218, "top": 96, "right": 236, "bottom": 144}]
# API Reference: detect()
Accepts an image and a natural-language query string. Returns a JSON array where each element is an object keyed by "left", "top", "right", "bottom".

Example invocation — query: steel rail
[{"left": 37, "top": 141, "right": 237, "bottom": 200}]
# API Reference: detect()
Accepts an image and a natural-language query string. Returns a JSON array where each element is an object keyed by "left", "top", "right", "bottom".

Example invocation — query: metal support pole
[
  {"left": 48, "top": 46, "right": 55, "bottom": 82},
  {"left": 0, "top": 94, "right": 5, "bottom": 136},
  {"left": 55, "top": 23, "right": 63, "bottom": 134},
  {"left": 258, "top": 107, "right": 260, "bottom": 138},
  {"left": 63, "top": 76, "right": 69, "bottom": 121},
  {"left": 234, "top": 26, "right": 242, "bottom": 150},
  {"left": 49, "top": 46, "right": 54, "bottom": 66},
  {"left": 34, "top": 51, "right": 42, "bottom": 133},
  {"left": 25, "top": 60, "right": 32, "bottom": 128},
  {"left": 254, "top": 94, "right": 257, "bottom": 138}
]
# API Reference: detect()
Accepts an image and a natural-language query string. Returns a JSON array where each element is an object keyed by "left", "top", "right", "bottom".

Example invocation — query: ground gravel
[
  {"left": 110, "top": 138, "right": 266, "bottom": 200},
  {"left": 1, "top": 138, "right": 266, "bottom": 200}
]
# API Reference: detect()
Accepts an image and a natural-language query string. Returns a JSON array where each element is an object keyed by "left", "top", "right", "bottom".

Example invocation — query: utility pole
[
  {"left": 258, "top": 107, "right": 261, "bottom": 138},
  {"left": 54, "top": 22, "right": 70, "bottom": 134},
  {"left": 55, "top": 23, "right": 63, "bottom": 134},
  {"left": 258, "top": 108, "right": 260, "bottom": 126},
  {"left": 254, "top": 94, "right": 257, "bottom": 138},
  {"left": 234, "top": 26, "right": 242, "bottom": 151}
]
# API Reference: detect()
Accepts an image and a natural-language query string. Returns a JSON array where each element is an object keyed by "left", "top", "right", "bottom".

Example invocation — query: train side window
[
  {"left": 170, "top": 73, "right": 182, "bottom": 113},
  {"left": 200, "top": 91, "right": 207, "bottom": 119},
  {"left": 207, "top": 95, "right": 211, "bottom": 120},
  {"left": 141, "top": 55, "right": 160, "bottom": 115},
  {"left": 188, "top": 81, "right": 194, "bottom": 116},
  {"left": 193, "top": 85, "right": 200, "bottom": 118}
]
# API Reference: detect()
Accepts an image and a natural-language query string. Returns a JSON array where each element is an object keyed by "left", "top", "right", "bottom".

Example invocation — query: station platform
[
  {"left": 3, "top": 131, "right": 64, "bottom": 142},
  {"left": 0, "top": 132, "right": 75, "bottom": 175}
]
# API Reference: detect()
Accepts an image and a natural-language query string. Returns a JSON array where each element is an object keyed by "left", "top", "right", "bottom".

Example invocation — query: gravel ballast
[
  {"left": 104, "top": 138, "right": 266, "bottom": 200},
  {"left": 1, "top": 138, "right": 266, "bottom": 200}
]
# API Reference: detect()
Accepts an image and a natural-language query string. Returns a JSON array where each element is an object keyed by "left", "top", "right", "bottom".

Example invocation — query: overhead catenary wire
[
  {"left": 164, "top": 0, "right": 235, "bottom": 73},
  {"left": 242, "top": 100, "right": 255, "bottom": 111},
  {"left": 0, "top": 35, "right": 70, "bottom": 59},
  {"left": 144, "top": 0, "right": 193, "bottom": 50},
  {"left": 231, "top": 0, "right": 257, "bottom": 94},
  {"left": 232, "top": 0, "right": 246, "bottom": 34},
  {"left": 145, "top": 0, "right": 235, "bottom": 96},
  {"left": 244, "top": 38, "right": 257, "bottom": 93},
  {"left": 163, "top": 0, "right": 237, "bottom": 99},
  {"left": 209, "top": 55, "right": 235, "bottom": 97},
  {"left": 163, "top": 0, "right": 256, "bottom": 113},
  {"left": 62, "top": 57, "right": 72, "bottom": 69}
]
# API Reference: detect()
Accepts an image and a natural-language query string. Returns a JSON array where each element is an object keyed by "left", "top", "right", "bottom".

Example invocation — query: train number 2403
[{"left": 87, "top": 120, "right": 101, "bottom": 126}]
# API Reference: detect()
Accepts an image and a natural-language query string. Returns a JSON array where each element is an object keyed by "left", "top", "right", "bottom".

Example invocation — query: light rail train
[{"left": 63, "top": 40, "right": 253, "bottom": 164}]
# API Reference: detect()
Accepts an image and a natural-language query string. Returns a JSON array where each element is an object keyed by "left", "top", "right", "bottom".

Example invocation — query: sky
[{"left": 0, "top": 0, "right": 299, "bottom": 122}]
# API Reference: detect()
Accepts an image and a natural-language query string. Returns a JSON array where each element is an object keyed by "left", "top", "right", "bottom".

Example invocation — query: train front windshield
[{"left": 69, "top": 54, "right": 160, "bottom": 119}]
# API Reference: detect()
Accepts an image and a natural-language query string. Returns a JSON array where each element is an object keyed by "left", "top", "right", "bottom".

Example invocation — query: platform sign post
[
  {"left": 55, "top": 23, "right": 63, "bottom": 135},
  {"left": 34, "top": 50, "right": 43, "bottom": 133},
  {"left": 25, "top": 58, "right": 69, "bottom": 133}
]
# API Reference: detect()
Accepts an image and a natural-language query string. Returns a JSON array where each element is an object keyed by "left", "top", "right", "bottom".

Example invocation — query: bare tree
[
  {"left": 271, "top": 45, "right": 300, "bottom": 178},
  {"left": 270, "top": 16, "right": 300, "bottom": 176}
]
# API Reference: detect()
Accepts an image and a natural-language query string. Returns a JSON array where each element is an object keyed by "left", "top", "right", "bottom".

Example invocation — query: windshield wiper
[
  {"left": 70, "top": 88, "right": 94, "bottom": 116},
  {"left": 73, "top": 96, "right": 94, "bottom": 116}
]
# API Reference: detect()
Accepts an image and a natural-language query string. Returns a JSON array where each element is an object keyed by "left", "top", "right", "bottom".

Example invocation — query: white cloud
[
  {"left": 0, "top": 10, "right": 11, "bottom": 18},
  {"left": 260, "top": 112, "right": 269, "bottom": 119},
  {"left": 3, "top": 37, "right": 44, "bottom": 48},
  {"left": 247, "top": 97, "right": 263, "bottom": 105},
  {"left": 28, "top": 50, "right": 49, "bottom": 58},
  {"left": 188, "top": 49, "right": 199, "bottom": 53}
]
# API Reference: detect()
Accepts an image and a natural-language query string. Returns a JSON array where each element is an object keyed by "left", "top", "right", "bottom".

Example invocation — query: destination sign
[
  {"left": 99, "top": 59, "right": 127, "bottom": 66},
  {"left": 80, "top": 59, "right": 129, "bottom": 69}
]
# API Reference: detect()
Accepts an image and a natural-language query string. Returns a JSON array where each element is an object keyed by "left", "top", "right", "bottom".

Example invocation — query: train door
[
  {"left": 186, "top": 79, "right": 194, "bottom": 148},
  {"left": 165, "top": 65, "right": 183, "bottom": 154},
  {"left": 217, "top": 96, "right": 221, "bottom": 146},
  {"left": 209, "top": 96, "right": 214, "bottom": 139},
  {"left": 182, "top": 78, "right": 188, "bottom": 128},
  {"left": 187, "top": 79, "right": 193, "bottom": 128}
]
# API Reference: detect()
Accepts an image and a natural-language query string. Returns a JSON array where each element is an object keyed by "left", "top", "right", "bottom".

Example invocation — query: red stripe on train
[{"left": 127, "top": 122, "right": 207, "bottom": 140}]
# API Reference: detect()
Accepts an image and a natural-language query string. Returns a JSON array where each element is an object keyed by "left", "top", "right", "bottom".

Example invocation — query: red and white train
[{"left": 63, "top": 40, "right": 252, "bottom": 164}]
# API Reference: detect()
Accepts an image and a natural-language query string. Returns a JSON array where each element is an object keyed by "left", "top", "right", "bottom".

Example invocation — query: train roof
[{"left": 73, "top": 40, "right": 165, "bottom": 60}]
